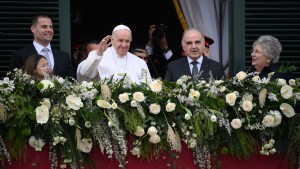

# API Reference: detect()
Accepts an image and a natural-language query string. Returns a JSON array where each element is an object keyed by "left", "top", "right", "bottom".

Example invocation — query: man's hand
[
  {"left": 97, "top": 35, "right": 111, "bottom": 56},
  {"left": 158, "top": 34, "right": 168, "bottom": 50},
  {"left": 147, "top": 25, "right": 156, "bottom": 47}
]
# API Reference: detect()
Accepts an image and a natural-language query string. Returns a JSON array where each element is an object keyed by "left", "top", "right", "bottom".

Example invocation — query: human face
[
  {"left": 181, "top": 30, "right": 205, "bottom": 60},
  {"left": 86, "top": 43, "right": 99, "bottom": 54},
  {"left": 203, "top": 46, "right": 210, "bottom": 57},
  {"left": 251, "top": 44, "right": 271, "bottom": 72},
  {"left": 133, "top": 48, "right": 148, "bottom": 63},
  {"left": 111, "top": 30, "right": 132, "bottom": 57},
  {"left": 31, "top": 17, "right": 53, "bottom": 47},
  {"left": 34, "top": 58, "right": 52, "bottom": 80}
]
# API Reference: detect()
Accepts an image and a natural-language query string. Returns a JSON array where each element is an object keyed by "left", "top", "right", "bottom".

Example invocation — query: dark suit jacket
[
  {"left": 165, "top": 56, "right": 225, "bottom": 82},
  {"left": 10, "top": 44, "right": 75, "bottom": 78},
  {"left": 246, "top": 64, "right": 294, "bottom": 81}
]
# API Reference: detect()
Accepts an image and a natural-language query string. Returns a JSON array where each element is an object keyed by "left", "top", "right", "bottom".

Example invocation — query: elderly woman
[
  {"left": 21, "top": 54, "right": 52, "bottom": 80},
  {"left": 247, "top": 35, "right": 293, "bottom": 80}
]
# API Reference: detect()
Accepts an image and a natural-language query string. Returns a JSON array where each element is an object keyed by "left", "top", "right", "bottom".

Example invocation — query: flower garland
[{"left": 0, "top": 69, "right": 299, "bottom": 169}]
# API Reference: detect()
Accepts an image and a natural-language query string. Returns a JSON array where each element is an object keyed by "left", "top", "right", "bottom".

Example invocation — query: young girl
[{"left": 21, "top": 54, "right": 52, "bottom": 80}]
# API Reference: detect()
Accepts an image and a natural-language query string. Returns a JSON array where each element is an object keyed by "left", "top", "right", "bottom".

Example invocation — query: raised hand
[{"left": 96, "top": 35, "right": 112, "bottom": 56}]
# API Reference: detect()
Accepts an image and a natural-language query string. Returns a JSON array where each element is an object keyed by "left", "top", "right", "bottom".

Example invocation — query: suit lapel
[
  {"left": 182, "top": 57, "right": 192, "bottom": 76},
  {"left": 200, "top": 56, "right": 209, "bottom": 73},
  {"left": 51, "top": 48, "right": 58, "bottom": 72}
]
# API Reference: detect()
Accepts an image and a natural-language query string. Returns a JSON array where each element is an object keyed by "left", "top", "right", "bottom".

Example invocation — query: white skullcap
[{"left": 112, "top": 24, "right": 131, "bottom": 34}]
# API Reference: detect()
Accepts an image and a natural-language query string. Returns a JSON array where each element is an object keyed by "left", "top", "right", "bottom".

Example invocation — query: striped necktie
[
  {"left": 42, "top": 47, "right": 52, "bottom": 70},
  {"left": 191, "top": 60, "right": 198, "bottom": 81}
]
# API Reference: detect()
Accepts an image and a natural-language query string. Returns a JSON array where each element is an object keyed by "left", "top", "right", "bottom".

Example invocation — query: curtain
[{"left": 175, "top": 0, "right": 229, "bottom": 74}]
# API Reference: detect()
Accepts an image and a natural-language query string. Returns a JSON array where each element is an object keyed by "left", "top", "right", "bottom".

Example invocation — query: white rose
[
  {"left": 214, "top": 80, "right": 223, "bottom": 85},
  {"left": 262, "top": 115, "right": 274, "bottom": 127},
  {"left": 40, "top": 98, "right": 51, "bottom": 109},
  {"left": 133, "top": 92, "right": 145, "bottom": 102},
  {"left": 149, "top": 80, "right": 163, "bottom": 93},
  {"left": 252, "top": 76, "right": 260, "bottom": 82},
  {"left": 188, "top": 89, "right": 200, "bottom": 100},
  {"left": 130, "top": 100, "right": 138, "bottom": 107},
  {"left": 166, "top": 102, "right": 176, "bottom": 112},
  {"left": 280, "top": 85, "right": 293, "bottom": 99},
  {"left": 40, "top": 79, "right": 54, "bottom": 91},
  {"left": 57, "top": 77, "right": 65, "bottom": 84},
  {"left": 277, "top": 78, "right": 287, "bottom": 86},
  {"left": 280, "top": 103, "right": 295, "bottom": 117},
  {"left": 230, "top": 118, "right": 242, "bottom": 129},
  {"left": 119, "top": 93, "right": 130, "bottom": 103},
  {"left": 85, "top": 121, "right": 91, "bottom": 128},
  {"left": 236, "top": 71, "right": 247, "bottom": 81},
  {"left": 242, "top": 100, "right": 253, "bottom": 112},
  {"left": 111, "top": 102, "right": 118, "bottom": 109},
  {"left": 134, "top": 126, "right": 145, "bottom": 137},
  {"left": 210, "top": 115, "right": 217, "bottom": 122},
  {"left": 226, "top": 92, "right": 237, "bottom": 106},
  {"left": 66, "top": 95, "right": 83, "bottom": 110},
  {"left": 96, "top": 100, "right": 111, "bottom": 109},
  {"left": 219, "top": 86, "right": 226, "bottom": 92},
  {"left": 108, "top": 121, "right": 113, "bottom": 127},
  {"left": 288, "top": 79, "right": 296, "bottom": 86},
  {"left": 147, "top": 126, "right": 158, "bottom": 136},
  {"left": 36, "top": 105, "right": 49, "bottom": 124},
  {"left": 149, "top": 103, "right": 161, "bottom": 114},
  {"left": 270, "top": 110, "right": 282, "bottom": 127},
  {"left": 185, "top": 113, "right": 191, "bottom": 120},
  {"left": 149, "top": 135, "right": 161, "bottom": 144},
  {"left": 69, "top": 118, "right": 75, "bottom": 126}
]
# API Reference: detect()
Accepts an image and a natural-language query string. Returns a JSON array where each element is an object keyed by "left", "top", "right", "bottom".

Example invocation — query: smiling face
[
  {"left": 251, "top": 44, "right": 271, "bottom": 72},
  {"left": 34, "top": 58, "right": 52, "bottom": 80},
  {"left": 31, "top": 17, "right": 53, "bottom": 47},
  {"left": 181, "top": 30, "right": 205, "bottom": 60},
  {"left": 111, "top": 29, "right": 132, "bottom": 57}
]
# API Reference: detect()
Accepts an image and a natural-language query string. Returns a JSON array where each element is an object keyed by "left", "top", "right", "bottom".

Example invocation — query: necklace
[{"left": 111, "top": 47, "right": 128, "bottom": 73}]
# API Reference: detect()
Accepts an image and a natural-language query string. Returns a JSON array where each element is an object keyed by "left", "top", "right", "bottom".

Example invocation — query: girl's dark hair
[{"left": 21, "top": 54, "right": 46, "bottom": 77}]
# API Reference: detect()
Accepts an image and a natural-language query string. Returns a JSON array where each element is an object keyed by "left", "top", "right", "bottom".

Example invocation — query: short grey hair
[{"left": 253, "top": 35, "right": 282, "bottom": 64}]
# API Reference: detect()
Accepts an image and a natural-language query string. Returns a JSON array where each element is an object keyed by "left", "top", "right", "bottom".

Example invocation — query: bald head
[
  {"left": 181, "top": 28, "right": 205, "bottom": 60},
  {"left": 181, "top": 28, "right": 204, "bottom": 45}
]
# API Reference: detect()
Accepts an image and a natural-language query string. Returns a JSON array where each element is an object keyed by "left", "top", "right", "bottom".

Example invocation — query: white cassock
[{"left": 77, "top": 47, "right": 151, "bottom": 84}]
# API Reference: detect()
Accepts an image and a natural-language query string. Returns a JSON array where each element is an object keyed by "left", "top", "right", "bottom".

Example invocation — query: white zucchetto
[{"left": 112, "top": 24, "right": 131, "bottom": 34}]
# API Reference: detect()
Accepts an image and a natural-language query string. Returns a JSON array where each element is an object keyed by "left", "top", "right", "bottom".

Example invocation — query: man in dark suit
[
  {"left": 10, "top": 15, "right": 75, "bottom": 78},
  {"left": 165, "top": 28, "right": 224, "bottom": 82}
]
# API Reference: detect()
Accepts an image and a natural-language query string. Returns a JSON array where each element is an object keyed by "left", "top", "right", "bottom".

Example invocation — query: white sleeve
[
  {"left": 77, "top": 50, "right": 102, "bottom": 81},
  {"left": 145, "top": 44, "right": 153, "bottom": 55}
]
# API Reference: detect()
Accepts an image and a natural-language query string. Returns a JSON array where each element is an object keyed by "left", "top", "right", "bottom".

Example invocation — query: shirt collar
[
  {"left": 187, "top": 55, "right": 203, "bottom": 65},
  {"left": 33, "top": 41, "right": 52, "bottom": 53}
]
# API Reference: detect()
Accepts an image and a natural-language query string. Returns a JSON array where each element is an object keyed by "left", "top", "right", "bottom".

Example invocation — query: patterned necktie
[
  {"left": 42, "top": 47, "right": 52, "bottom": 70},
  {"left": 191, "top": 60, "right": 198, "bottom": 80}
]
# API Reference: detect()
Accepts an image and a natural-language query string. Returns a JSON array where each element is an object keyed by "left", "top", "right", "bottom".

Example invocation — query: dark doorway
[{"left": 70, "top": 0, "right": 183, "bottom": 53}]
